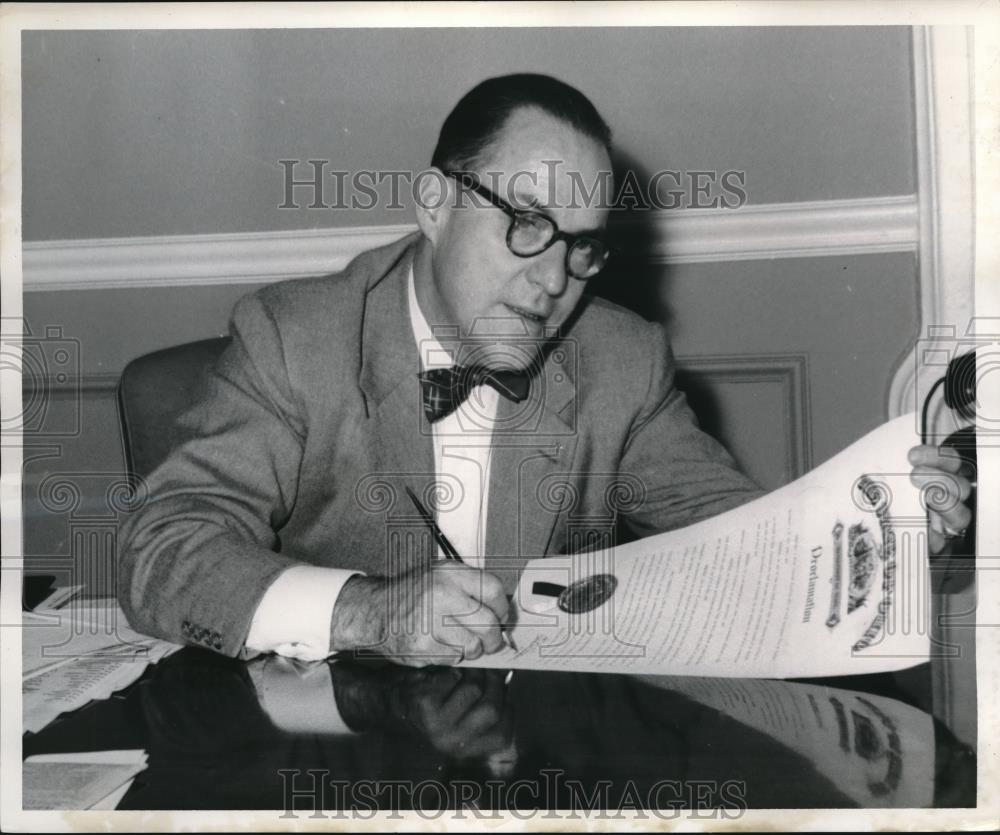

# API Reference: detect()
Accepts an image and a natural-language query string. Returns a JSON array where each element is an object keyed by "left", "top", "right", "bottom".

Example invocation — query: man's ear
[{"left": 414, "top": 168, "right": 452, "bottom": 246}]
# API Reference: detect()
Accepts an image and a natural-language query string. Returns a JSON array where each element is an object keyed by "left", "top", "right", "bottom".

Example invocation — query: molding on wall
[
  {"left": 23, "top": 225, "right": 414, "bottom": 293},
  {"left": 676, "top": 353, "right": 812, "bottom": 481},
  {"left": 22, "top": 195, "right": 918, "bottom": 293},
  {"left": 29, "top": 373, "right": 121, "bottom": 394},
  {"left": 886, "top": 27, "right": 976, "bottom": 423},
  {"left": 641, "top": 195, "right": 916, "bottom": 265}
]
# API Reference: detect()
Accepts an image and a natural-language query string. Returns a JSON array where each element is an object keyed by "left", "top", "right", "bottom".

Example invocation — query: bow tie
[{"left": 418, "top": 365, "right": 530, "bottom": 423}]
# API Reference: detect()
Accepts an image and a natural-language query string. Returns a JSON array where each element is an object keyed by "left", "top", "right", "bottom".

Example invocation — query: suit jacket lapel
[
  {"left": 357, "top": 235, "right": 437, "bottom": 572},
  {"left": 485, "top": 342, "right": 579, "bottom": 589}
]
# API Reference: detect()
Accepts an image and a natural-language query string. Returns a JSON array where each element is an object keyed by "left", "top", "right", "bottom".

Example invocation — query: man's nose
[{"left": 526, "top": 242, "right": 569, "bottom": 296}]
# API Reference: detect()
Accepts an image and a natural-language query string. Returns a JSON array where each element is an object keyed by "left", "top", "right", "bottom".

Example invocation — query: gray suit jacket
[{"left": 118, "top": 232, "right": 762, "bottom": 655}]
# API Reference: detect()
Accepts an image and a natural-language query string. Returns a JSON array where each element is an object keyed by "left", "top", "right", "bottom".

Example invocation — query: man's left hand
[{"left": 908, "top": 445, "right": 975, "bottom": 555}]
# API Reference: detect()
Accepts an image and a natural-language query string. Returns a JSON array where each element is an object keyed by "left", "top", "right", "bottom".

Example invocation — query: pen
[
  {"left": 404, "top": 486, "right": 517, "bottom": 652},
  {"left": 405, "top": 486, "right": 460, "bottom": 560}
]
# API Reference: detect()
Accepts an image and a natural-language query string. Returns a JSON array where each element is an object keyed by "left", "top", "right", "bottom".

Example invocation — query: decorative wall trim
[
  {"left": 23, "top": 226, "right": 414, "bottom": 293},
  {"left": 642, "top": 195, "right": 916, "bottom": 265},
  {"left": 22, "top": 195, "right": 919, "bottom": 293},
  {"left": 27, "top": 372, "right": 121, "bottom": 394},
  {"left": 676, "top": 353, "right": 812, "bottom": 481},
  {"left": 886, "top": 27, "right": 976, "bottom": 422}
]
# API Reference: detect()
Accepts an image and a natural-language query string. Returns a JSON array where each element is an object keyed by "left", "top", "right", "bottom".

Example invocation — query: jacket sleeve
[
  {"left": 618, "top": 321, "right": 765, "bottom": 538},
  {"left": 117, "top": 292, "right": 309, "bottom": 656}
]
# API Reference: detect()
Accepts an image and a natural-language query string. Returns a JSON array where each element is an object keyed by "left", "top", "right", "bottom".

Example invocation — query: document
[
  {"left": 22, "top": 750, "right": 148, "bottom": 810},
  {"left": 22, "top": 601, "right": 180, "bottom": 733},
  {"left": 22, "top": 606, "right": 160, "bottom": 677},
  {"left": 466, "top": 414, "right": 933, "bottom": 678}
]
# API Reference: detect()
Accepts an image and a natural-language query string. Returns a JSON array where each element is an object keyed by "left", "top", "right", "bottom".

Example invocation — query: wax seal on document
[{"left": 531, "top": 573, "right": 618, "bottom": 614}]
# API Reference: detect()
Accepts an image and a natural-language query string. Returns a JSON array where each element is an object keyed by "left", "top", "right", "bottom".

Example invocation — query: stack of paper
[
  {"left": 23, "top": 595, "right": 180, "bottom": 734},
  {"left": 22, "top": 750, "right": 148, "bottom": 810}
]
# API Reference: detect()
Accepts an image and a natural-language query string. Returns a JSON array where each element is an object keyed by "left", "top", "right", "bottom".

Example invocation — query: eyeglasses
[{"left": 444, "top": 171, "right": 611, "bottom": 280}]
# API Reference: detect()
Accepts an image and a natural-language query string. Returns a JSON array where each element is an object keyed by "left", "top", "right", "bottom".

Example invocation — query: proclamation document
[{"left": 467, "top": 414, "right": 934, "bottom": 678}]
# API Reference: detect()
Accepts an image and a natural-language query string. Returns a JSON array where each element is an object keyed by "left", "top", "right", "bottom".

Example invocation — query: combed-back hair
[{"left": 431, "top": 73, "right": 612, "bottom": 173}]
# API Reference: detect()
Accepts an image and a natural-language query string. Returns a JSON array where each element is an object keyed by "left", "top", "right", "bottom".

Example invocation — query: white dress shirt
[{"left": 245, "top": 265, "right": 498, "bottom": 658}]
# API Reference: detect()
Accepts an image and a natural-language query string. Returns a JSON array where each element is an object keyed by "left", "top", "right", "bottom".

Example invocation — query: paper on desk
[
  {"left": 22, "top": 749, "right": 147, "bottom": 810},
  {"left": 22, "top": 601, "right": 180, "bottom": 733},
  {"left": 640, "top": 676, "right": 935, "bottom": 807},
  {"left": 35, "top": 583, "right": 85, "bottom": 611},
  {"left": 22, "top": 606, "right": 164, "bottom": 677},
  {"left": 465, "top": 414, "right": 933, "bottom": 678}
]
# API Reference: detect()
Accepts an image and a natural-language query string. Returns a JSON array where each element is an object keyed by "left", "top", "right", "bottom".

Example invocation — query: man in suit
[{"left": 118, "top": 74, "right": 973, "bottom": 669}]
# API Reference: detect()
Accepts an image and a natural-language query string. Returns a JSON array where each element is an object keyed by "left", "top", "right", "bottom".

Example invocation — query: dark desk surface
[
  {"left": 22, "top": 560, "right": 978, "bottom": 813},
  {"left": 23, "top": 632, "right": 976, "bottom": 813}
]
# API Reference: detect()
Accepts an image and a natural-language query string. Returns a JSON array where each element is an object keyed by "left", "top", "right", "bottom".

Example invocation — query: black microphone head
[{"left": 943, "top": 351, "right": 977, "bottom": 420}]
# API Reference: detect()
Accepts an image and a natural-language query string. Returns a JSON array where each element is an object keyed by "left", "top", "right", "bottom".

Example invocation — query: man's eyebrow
[
  {"left": 511, "top": 190, "right": 545, "bottom": 211},
  {"left": 511, "top": 190, "right": 606, "bottom": 239}
]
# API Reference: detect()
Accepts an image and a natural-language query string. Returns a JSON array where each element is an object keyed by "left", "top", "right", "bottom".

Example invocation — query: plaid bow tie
[{"left": 418, "top": 365, "right": 530, "bottom": 423}]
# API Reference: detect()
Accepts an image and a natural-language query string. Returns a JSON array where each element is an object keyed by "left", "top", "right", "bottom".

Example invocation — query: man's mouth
[{"left": 504, "top": 303, "right": 549, "bottom": 323}]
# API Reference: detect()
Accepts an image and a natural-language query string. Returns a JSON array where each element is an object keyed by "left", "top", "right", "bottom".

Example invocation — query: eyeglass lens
[{"left": 508, "top": 215, "right": 606, "bottom": 278}]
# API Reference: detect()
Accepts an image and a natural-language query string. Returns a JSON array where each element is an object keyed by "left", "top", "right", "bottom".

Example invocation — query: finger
[
  {"left": 460, "top": 729, "right": 509, "bottom": 760},
  {"left": 447, "top": 609, "right": 503, "bottom": 655},
  {"left": 928, "top": 527, "right": 947, "bottom": 555},
  {"left": 910, "top": 468, "right": 973, "bottom": 508},
  {"left": 447, "top": 672, "right": 503, "bottom": 727},
  {"left": 908, "top": 445, "right": 964, "bottom": 473},
  {"left": 461, "top": 632, "right": 485, "bottom": 661},
  {"left": 449, "top": 570, "right": 509, "bottom": 622},
  {"left": 396, "top": 648, "right": 462, "bottom": 669},
  {"left": 414, "top": 665, "right": 466, "bottom": 702},
  {"left": 401, "top": 626, "right": 467, "bottom": 668},
  {"left": 458, "top": 700, "right": 504, "bottom": 736},
  {"left": 440, "top": 677, "right": 486, "bottom": 719},
  {"left": 430, "top": 625, "right": 481, "bottom": 663},
  {"left": 928, "top": 504, "right": 973, "bottom": 538}
]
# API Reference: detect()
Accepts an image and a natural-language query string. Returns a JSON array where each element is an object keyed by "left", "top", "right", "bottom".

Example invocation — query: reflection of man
[{"left": 118, "top": 73, "right": 971, "bottom": 668}]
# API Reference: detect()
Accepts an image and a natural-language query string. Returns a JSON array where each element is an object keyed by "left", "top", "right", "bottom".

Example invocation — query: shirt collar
[{"left": 408, "top": 263, "right": 455, "bottom": 371}]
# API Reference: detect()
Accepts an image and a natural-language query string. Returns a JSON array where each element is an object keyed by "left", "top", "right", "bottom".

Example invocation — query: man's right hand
[{"left": 329, "top": 563, "right": 509, "bottom": 667}]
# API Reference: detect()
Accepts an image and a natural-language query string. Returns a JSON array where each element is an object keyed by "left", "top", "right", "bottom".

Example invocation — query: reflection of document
[
  {"left": 465, "top": 414, "right": 932, "bottom": 677},
  {"left": 22, "top": 750, "right": 148, "bottom": 810},
  {"left": 640, "top": 676, "right": 935, "bottom": 807}
]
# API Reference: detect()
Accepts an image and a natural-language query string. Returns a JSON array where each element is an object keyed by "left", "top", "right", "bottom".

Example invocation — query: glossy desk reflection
[{"left": 23, "top": 645, "right": 974, "bottom": 811}]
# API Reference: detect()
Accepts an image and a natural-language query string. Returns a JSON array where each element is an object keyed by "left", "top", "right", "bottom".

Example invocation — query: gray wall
[
  {"left": 23, "top": 27, "right": 914, "bottom": 240},
  {"left": 21, "top": 27, "right": 920, "bottom": 592}
]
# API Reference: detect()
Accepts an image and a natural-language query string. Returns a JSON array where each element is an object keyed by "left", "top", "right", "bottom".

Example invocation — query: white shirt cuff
[
  {"left": 246, "top": 656, "right": 355, "bottom": 735},
  {"left": 245, "top": 565, "right": 361, "bottom": 661}
]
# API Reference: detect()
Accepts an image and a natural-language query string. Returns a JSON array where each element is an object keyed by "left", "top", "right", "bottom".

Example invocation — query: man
[{"left": 118, "top": 74, "right": 972, "bottom": 668}]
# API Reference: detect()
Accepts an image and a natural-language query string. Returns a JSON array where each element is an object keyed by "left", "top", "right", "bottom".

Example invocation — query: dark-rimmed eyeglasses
[{"left": 444, "top": 170, "right": 611, "bottom": 280}]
